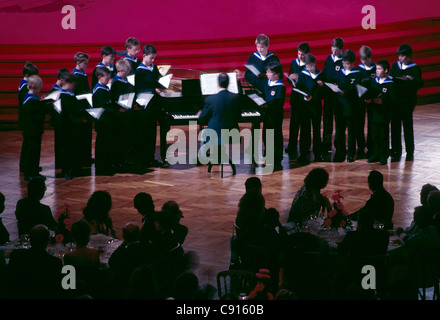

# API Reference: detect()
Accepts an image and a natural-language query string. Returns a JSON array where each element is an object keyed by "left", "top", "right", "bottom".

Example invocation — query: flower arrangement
[
  {"left": 54, "top": 202, "right": 73, "bottom": 244},
  {"left": 323, "top": 190, "right": 352, "bottom": 229},
  {"left": 249, "top": 269, "right": 274, "bottom": 300}
]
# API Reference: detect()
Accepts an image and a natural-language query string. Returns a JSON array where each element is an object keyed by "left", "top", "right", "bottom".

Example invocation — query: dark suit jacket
[
  {"left": 15, "top": 198, "right": 57, "bottom": 236},
  {"left": 198, "top": 89, "right": 241, "bottom": 145},
  {"left": 7, "top": 248, "right": 63, "bottom": 299},
  {"left": 338, "top": 228, "right": 390, "bottom": 256},
  {"left": 351, "top": 187, "right": 394, "bottom": 230}
]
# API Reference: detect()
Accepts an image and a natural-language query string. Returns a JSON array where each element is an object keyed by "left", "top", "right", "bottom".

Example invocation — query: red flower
[
  {"left": 324, "top": 218, "right": 332, "bottom": 227},
  {"left": 331, "top": 194, "right": 340, "bottom": 201},
  {"left": 336, "top": 202, "right": 344, "bottom": 210},
  {"left": 55, "top": 234, "right": 64, "bottom": 243},
  {"left": 328, "top": 209, "right": 337, "bottom": 217},
  {"left": 340, "top": 220, "right": 346, "bottom": 227},
  {"left": 259, "top": 268, "right": 270, "bottom": 274}
]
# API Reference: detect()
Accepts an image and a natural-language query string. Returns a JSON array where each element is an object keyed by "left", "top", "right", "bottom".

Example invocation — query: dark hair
[
  {"left": 376, "top": 60, "right": 390, "bottom": 72},
  {"left": 0, "top": 192, "right": 5, "bottom": 203},
  {"left": 27, "top": 179, "right": 46, "bottom": 200},
  {"left": 304, "top": 168, "right": 329, "bottom": 190},
  {"left": 428, "top": 190, "right": 440, "bottom": 213},
  {"left": 22, "top": 62, "right": 39, "bottom": 77},
  {"left": 154, "top": 210, "right": 174, "bottom": 232},
  {"left": 332, "top": 37, "right": 344, "bottom": 50},
  {"left": 63, "top": 72, "right": 76, "bottom": 84},
  {"left": 236, "top": 189, "right": 265, "bottom": 230},
  {"left": 298, "top": 42, "right": 310, "bottom": 54},
  {"left": 266, "top": 61, "right": 283, "bottom": 79},
  {"left": 397, "top": 44, "right": 412, "bottom": 57},
  {"left": 143, "top": 44, "right": 157, "bottom": 56},
  {"left": 83, "top": 190, "right": 112, "bottom": 224},
  {"left": 94, "top": 66, "right": 111, "bottom": 79},
  {"left": 29, "top": 225, "right": 50, "bottom": 249},
  {"left": 245, "top": 177, "right": 262, "bottom": 192},
  {"left": 74, "top": 52, "right": 89, "bottom": 64},
  {"left": 71, "top": 220, "right": 91, "bottom": 247},
  {"left": 368, "top": 170, "right": 383, "bottom": 190},
  {"left": 174, "top": 272, "right": 200, "bottom": 300},
  {"left": 421, "top": 184, "right": 439, "bottom": 206},
  {"left": 263, "top": 208, "right": 281, "bottom": 228},
  {"left": 134, "top": 192, "right": 155, "bottom": 213},
  {"left": 101, "top": 46, "right": 116, "bottom": 57},
  {"left": 125, "top": 37, "right": 140, "bottom": 49},
  {"left": 162, "top": 200, "right": 184, "bottom": 220},
  {"left": 218, "top": 72, "right": 230, "bottom": 89},
  {"left": 57, "top": 68, "right": 71, "bottom": 80},
  {"left": 304, "top": 53, "right": 316, "bottom": 65},
  {"left": 341, "top": 49, "right": 356, "bottom": 63},
  {"left": 413, "top": 205, "right": 433, "bottom": 228},
  {"left": 359, "top": 45, "right": 372, "bottom": 59}
]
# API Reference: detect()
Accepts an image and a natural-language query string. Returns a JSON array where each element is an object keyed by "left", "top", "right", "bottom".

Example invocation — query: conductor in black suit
[{"left": 198, "top": 72, "right": 241, "bottom": 175}]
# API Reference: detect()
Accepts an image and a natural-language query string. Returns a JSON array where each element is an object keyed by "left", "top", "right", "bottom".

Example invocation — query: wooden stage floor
[{"left": 1, "top": 103, "right": 440, "bottom": 290}]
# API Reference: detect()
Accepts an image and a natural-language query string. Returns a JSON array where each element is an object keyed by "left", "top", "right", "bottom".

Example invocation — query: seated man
[{"left": 350, "top": 170, "right": 394, "bottom": 230}]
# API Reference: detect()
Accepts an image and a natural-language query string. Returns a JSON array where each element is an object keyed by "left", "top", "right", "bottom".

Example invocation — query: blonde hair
[
  {"left": 27, "top": 75, "right": 43, "bottom": 91},
  {"left": 116, "top": 59, "right": 131, "bottom": 72}
]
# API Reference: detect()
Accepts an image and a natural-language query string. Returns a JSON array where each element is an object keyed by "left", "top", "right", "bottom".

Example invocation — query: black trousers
[
  {"left": 391, "top": 101, "right": 415, "bottom": 155},
  {"left": 322, "top": 94, "right": 337, "bottom": 152},
  {"left": 371, "top": 121, "right": 390, "bottom": 161},
  {"left": 263, "top": 106, "right": 284, "bottom": 164},
  {"left": 287, "top": 102, "right": 300, "bottom": 153},
  {"left": 334, "top": 114, "right": 356, "bottom": 159},
  {"left": 299, "top": 109, "right": 321, "bottom": 158},
  {"left": 355, "top": 103, "right": 367, "bottom": 154},
  {"left": 21, "top": 133, "right": 42, "bottom": 176}
]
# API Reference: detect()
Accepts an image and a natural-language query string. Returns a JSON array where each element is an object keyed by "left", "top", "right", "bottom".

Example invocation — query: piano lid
[{"left": 163, "top": 68, "right": 207, "bottom": 93}]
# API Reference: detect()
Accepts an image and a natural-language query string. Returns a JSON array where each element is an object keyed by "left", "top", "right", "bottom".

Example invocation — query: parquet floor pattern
[{"left": 1, "top": 103, "right": 440, "bottom": 289}]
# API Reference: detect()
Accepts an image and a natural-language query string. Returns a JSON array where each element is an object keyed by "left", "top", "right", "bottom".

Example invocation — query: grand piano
[{"left": 159, "top": 68, "right": 264, "bottom": 128}]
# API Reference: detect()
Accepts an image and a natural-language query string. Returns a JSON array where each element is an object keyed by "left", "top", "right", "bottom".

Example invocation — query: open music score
[{"left": 200, "top": 72, "right": 239, "bottom": 95}]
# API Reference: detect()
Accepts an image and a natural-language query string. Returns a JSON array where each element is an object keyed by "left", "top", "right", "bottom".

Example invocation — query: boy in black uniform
[
  {"left": 18, "top": 62, "right": 39, "bottom": 173},
  {"left": 48, "top": 68, "right": 71, "bottom": 171},
  {"left": 73, "top": 52, "right": 91, "bottom": 95},
  {"left": 242, "top": 61, "right": 286, "bottom": 169},
  {"left": 295, "top": 53, "right": 325, "bottom": 163},
  {"left": 110, "top": 59, "right": 135, "bottom": 170},
  {"left": 59, "top": 73, "right": 89, "bottom": 180},
  {"left": 244, "top": 34, "right": 280, "bottom": 83},
  {"left": 91, "top": 46, "right": 117, "bottom": 89},
  {"left": 73, "top": 52, "right": 93, "bottom": 168},
  {"left": 285, "top": 42, "right": 310, "bottom": 158},
  {"left": 389, "top": 44, "right": 423, "bottom": 162},
  {"left": 357, "top": 46, "right": 376, "bottom": 159},
  {"left": 124, "top": 37, "right": 141, "bottom": 75},
  {"left": 365, "top": 60, "right": 394, "bottom": 165},
  {"left": 92, "top": 67, "right": 122, "bottom": 175},
  {"left": 321, "top": 38, "right": 344, "bottom": 156},
  {"left": 134, "top": 44, "right": 167, "bottom": 168},
  {"left": 333, "top": 49, "right": 363, "bottom": 163},
  {"left": 21, "top": 75, "right": 52, "bottom": 181}
]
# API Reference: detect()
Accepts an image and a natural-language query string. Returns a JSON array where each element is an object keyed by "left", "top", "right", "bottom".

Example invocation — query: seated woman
[
  {"left": 81, "top": 190, "right": 117, "bottom": 238},
  {"left": 64, "top": 220, "right": 100, "bottom": 268},
  {"left": 287, "top": 168, "right": 331, "bottom": 224}
]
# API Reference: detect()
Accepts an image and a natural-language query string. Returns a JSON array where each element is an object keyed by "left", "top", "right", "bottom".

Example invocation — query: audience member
[
  {"left": 133, "top": 192, "right": 157, "bottom": 243},
  {"left": 82, "top": 190, "right": 117, "bottom": 238},
  {"left": 288, "top": 168, "right": 331, "bottom": 224},
  {"left": 349, "top": 170, "right": 394, "bottom": 230},
  {"left": 338, "top": 211, "right": 389, "bottom": 256},
  {"left": 108, "top": 222, "right": 159, "bottom": 298},
  {"left": 124, "top": 264, "right": 160, "bottom": 300},
  {"left": 6, "top": 225, "right": 63, "bottom": 299},
  {"left": 428, "top": 190, "right": 440, "bottom": 235},
  {"left": 162, "top": 200, "right": 188, "bottom": 245},
  {"left": 245, "top": 177, "right": 263, "bottom": 194},
  {"left": 0, "top": 192, "right": 10, "bottom": 245},
  {"left": 15, "top": 179, "right": 57, "bottom": 236},
  {"left": 64, "top": 220, "right": 100, "bottom": 268}
]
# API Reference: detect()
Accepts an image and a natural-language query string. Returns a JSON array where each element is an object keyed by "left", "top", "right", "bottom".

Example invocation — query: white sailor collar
[
  {"left": 296, "top": 58, "right": 305, "bottom": 67},
  {"left": 358, "top": 63, "right": 376, "bottom": 70},
  {"left": 93, "top": 83, "right": 110, "bottom": 94},
  {"left": 375, "top": 76, "right": 393, "bottom": 84},
  {"left": 19, "top": 79, "right": 28, "bottom": 91},
  {"left": 137, "top": 63, "right": 154, "bottom": 72},
  {"left": 73, "top": 68, "right": 87, "bottom": 76},
  {"left": 97, "top": 62, "right": 114, "bottom": 72},
  {"left": 332, "top": 54, "right": 342, "bottom": 62},
  {"left": 398, "top": 61, "right": 417, "bottom": 70},
  {"left": 113, "top": 75, "right": 128, "bottom": 83},
  {"left": 341, "top": 68, "right": 360, "bottom": 76},
  {"left": 268, "top": 79, "right": 284, "bottom": 87},
  {"left": 124, "top": 55, "right": 138, "bottom": 63},
  {"left": 23, "top": 93, "right": 39, "bottom": 105},
  {"left": 253, "top": 51, "right": 274, "bottom": 61},
  {"left": 301, "top": 69, "right": 321, "bottom": 79}
]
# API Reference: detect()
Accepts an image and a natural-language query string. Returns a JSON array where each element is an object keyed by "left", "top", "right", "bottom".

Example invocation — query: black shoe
[
  {"left": 347, "top": 156, "right": 355, "bottom": 163},
  {"left": 356, "top": 151, "right": 366, "bottom": 160},
  {"left": 231, "top": 163, "right": 237, "bottom": 176},
  {"left": 150, "top": 159, "right": 163, "bottom": 167},
  {"left": 379, "top": 159, "right": 388, "bottom": 165},
  {"left": 391, "top": 156, "right": 401, "bottom": 162},
  {"left": 64, "top": 173, "right": 73, "bottom": 180},
  {"left": 406, "top": 153, "right": 414, "bottom": 161},
  {"left": 367, "top": 157, "right": 379, "bottom": 163},
  {"left": 24, "top": 174, "right": 46, "bottom": 181},
  {"left": 314, "top": 154, "right": 325, "bottom": 162}
]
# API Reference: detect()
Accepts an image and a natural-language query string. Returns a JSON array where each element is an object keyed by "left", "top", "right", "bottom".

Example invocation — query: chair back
[{"left": 216, "top": 269, "right": 255, "bottom": 299}]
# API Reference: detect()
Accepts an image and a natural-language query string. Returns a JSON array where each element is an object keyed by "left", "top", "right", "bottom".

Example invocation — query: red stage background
[{"left": 0, "top": 0, "right": 439, "bottom": 44}]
